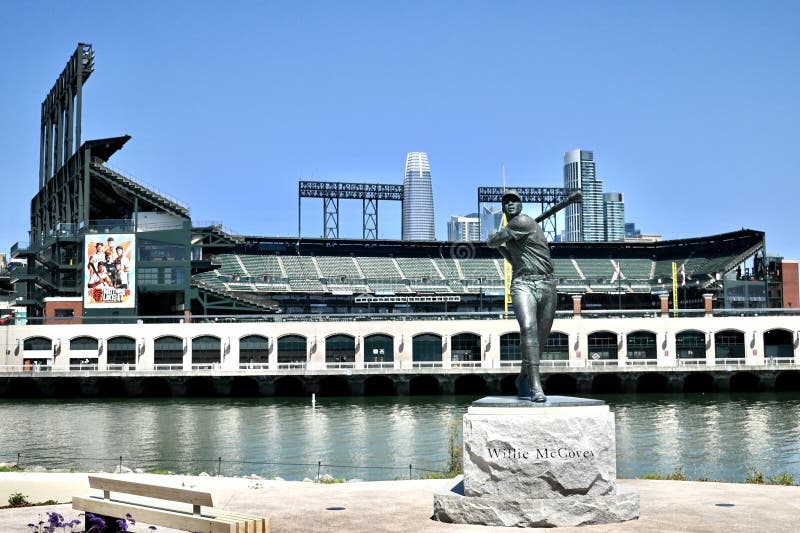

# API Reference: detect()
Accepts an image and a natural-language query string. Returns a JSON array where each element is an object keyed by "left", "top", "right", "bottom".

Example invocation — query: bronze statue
[{"left": 487, "top": 190, "right": 557, "bottom": 402}]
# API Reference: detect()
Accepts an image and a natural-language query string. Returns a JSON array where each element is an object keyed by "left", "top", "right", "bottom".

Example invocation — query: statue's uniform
[{"left": 487, "top": 214, "right": 556, "bottom": 400}]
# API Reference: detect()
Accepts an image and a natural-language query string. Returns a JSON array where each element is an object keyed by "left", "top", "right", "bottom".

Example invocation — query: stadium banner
[{"left": 84, "top": 234, "right": 135, "bottom": 308}]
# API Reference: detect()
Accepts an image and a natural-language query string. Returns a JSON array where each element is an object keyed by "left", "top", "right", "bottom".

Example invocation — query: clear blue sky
[{"left": 1, "top": 1, "right": 798, "bottom": 258}]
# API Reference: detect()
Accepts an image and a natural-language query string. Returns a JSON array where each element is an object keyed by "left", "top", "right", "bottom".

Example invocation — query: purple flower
[
  {"left": 116, "top": 518, "right": 129, "bottom": 532},
  {"left": 86, "top": 512, "right": 107, "bottom": 532},
  {"left": 148, "top": 526, "right": 158, "bottom": 531},
  {"left": 125, "top": 512, "right": 136, "bottom": 525}
]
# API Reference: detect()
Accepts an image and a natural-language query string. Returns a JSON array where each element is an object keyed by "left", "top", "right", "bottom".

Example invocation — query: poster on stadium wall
[{"left": 84, "top": 234, "right": 135, "bottom": 308}]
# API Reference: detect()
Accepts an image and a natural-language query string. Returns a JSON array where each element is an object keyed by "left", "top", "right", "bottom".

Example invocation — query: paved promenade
[{"left": 0, "top": 472, "right": 798, "bottom": 532}]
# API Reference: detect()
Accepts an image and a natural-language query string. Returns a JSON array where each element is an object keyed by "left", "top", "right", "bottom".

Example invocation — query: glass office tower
[{"left": 402, "top": 152, "right": 435, "bottom": 240}]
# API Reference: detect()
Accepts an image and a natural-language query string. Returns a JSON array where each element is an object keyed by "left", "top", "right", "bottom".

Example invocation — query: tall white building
[
  {"left": 564, "top": 149, "right": 605, "bottom": 242},
  {"left": 448, "top": 213, "right": 481, "bottom": 242},
  {"left": 402, "top": 152, "right": 435, "bottom": 241},
  {"left": 603, "top": 192, "right": 625, "bottom": 241}
]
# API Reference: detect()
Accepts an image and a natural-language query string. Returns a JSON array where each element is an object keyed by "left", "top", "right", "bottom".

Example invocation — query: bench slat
[
  {"left": 88, "top": 476, "right": 215, "bottom": 507},
  {"left": 74, "top": 495, "right": 235, "bottom": 533},
  {"left": 214, "top": 510, "right": 270, "bottom": 533}
]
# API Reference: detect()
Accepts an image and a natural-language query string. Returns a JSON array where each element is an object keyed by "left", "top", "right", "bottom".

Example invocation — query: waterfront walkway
[{"left": 1, "top": 473, "right": 798, "bottom": 532}]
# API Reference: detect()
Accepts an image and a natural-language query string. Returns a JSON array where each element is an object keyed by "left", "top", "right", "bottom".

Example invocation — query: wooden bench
[{"left": 73, "top": 475, "right": 270, "bottom": 533}]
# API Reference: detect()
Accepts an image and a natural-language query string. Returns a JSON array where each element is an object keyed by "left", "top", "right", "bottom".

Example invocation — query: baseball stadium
[{"left": 1, "top": 44, "right": 799, "bottom": 398}]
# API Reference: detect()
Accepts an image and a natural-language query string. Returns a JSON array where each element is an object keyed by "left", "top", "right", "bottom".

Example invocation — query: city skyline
[{"left": 1, "top": 2, "right": 799, "bottom": 258}]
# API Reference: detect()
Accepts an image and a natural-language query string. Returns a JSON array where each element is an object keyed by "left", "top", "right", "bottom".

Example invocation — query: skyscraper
[
  {"left": 603, "top": 192, "right": 625, "bottom": 241},
  {"left": 480, "top": 205, "right": 503, "bottom": 241},
  {"left": 564, "top": 149, "right": 605, "bottom": 242},
  {"left": 448, "top": 213, "right": 481, "bottom": 242},
  {"left": 402, "top": 152, "right": 435, "bottom": 240}
]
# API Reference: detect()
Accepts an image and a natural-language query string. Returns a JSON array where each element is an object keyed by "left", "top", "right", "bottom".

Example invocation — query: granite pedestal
[{"left": 433, "top": 396, "right": 640, "bottom": 528}]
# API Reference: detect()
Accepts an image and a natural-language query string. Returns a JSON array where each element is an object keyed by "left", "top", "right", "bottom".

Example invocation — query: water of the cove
[{"left": 1, "top": 393, "right": 798, "bottom": 483}]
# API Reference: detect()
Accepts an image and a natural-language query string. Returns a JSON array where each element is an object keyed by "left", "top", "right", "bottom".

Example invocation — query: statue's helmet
[{"left": 501, "top": 189, "right": 522, "bottom": 204}]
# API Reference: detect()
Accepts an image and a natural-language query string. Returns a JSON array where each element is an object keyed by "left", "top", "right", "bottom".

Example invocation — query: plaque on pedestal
[{"left": 433, "top": 396, "right": 640, "bottom": 528}]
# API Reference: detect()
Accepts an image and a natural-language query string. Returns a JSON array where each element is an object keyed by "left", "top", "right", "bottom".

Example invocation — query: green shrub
[
  {"left": 7, "top": 492, "right": 29, "bottom": 506},
  {"left": 745, "top": 467, "right": 765, "bottom": 484},
  {"left": 768, "top": 472, "right": 794, "bottom": 486},
  {"left": 640, "top": 473, "right": 664, "bottom": 480},
  {"left": 696, "top": 476, "right": 710, "bottom": 482},
  {"left": 0, "top": 465, "right": 20, "bottom": 473},
  {"left": 666, "top": 468, "right": 686, "bottom": 481}
]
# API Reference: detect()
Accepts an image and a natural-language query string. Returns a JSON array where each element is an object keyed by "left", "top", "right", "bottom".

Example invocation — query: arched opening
[
  {"left": 70, "top": 336, "right": 99, "bottom": 351},
  {"left": 592, "top": 374, "right": 622, "bottom": 394},
  {"left": 764, "top": 329, "right": 793, "bottom": 359},
  {"left": 454, "top": 375, "right": 486, "bottom": 395},
  {"left": 676, "top": 330, "right": 706, "bottom": 360},
  {"left": 412, "top": 334, "right": 442, "bottom": 364},
  {"left": 23, "top": 337, "right": 52, "bottom": 351},
  {"left": 627, "top": 331, "right": 657, "bottom": 360},
  {"left": 230, "top": 376, "right": 260, "bottom": 396},
  {"left": 52, "top": 377, "right": 81, "bottom": 398},
  {"left": 363, "top": 376, "right": 396, "bottom": 395},
  {"left": 544, "top": 374, "right": 577, "bottom": 395},
  {"left": 96, "top": 377, "right": 128, "bottom": 397},
  {"left": 325, "top": 335, "right": 355, "bottom": 365},
  {"left": 730, "top": 372, "right": 761, "bottom": 392},
  {"left": 239, "top": 336, "right": 269, "bottom": 367},
  {"left": 140, "top": 377, "right": 172, "bottom": 397},
  {"left": 274, "top": 376, "right": 304, "bottom": 396},
  {"left": 500, "top": 374, "right": 518, "bottom": 395},
  {"left": 451, "top": 333, "right": 481, "bottom": 365},
  {"left": 364, "top": 334, "right": 394, "bottom": 364},
  {"left": 6, "top": 378, "right": 40, "bottom": 398},
  {"left": 588, "top": 332, "right": 619, "bottom": 361},
  {"left": 154, "top": 336, "right": 183, "bottom": 367},
  {"left": 22, "top": 336, "right": 52, "bottom": 369},
  {"left": 543, "top": 332, "right": 569, "bottom": 360},
  {"left": 776, "top": 371, "right": 800, "bottom": 392},
  {"left": 318, "top": 376, "right": 350, "bottom": 396},
  {"left": 500, "top": 333, "right": 520, "bottom": 362},
  {"left": 636, "top": 373, "right": 669, "bottom": 393},
  {"left": 277, "top": 335, "right": 307, "bottom": 366},
  {"left": 186, "top": 376, "right": 217, "bottom": 397},
  {"left": 107, "top": 337, "right": 136, "bottom": 367},
  {"left": 192, "top": 336, "right": 221, "bottom": 367},
  {"left": 715, "top": 330, "right": 745, "bottom": 359},
  {"left": 409, "top": 375, "right": 440, "bottom": 395},
  {"left": 683, "top": 372, "right": 715, "bottom": 393}
]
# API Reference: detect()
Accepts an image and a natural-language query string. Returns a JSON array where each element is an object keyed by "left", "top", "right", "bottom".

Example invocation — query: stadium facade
[{"left": 401, "top": 152, "right": 435, "bottom": 241}]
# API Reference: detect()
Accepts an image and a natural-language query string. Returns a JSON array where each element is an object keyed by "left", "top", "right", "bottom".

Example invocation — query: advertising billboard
[{"left": 84, "top": 234, "right": 135, "bottom": 308}]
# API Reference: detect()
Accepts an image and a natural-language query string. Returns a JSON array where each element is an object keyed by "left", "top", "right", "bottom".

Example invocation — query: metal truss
[{"left": 298, "top": 181, "right": 403, "bottom": 239}]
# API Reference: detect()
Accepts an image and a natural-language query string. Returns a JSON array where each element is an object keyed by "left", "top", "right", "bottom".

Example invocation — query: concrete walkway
[{"left": 0, "top": 472, "right": 798, "bottom": 532}]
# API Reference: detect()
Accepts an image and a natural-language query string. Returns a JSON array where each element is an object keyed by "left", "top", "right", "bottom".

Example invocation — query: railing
[
  {"left": 587, "top": 359, "right": 619, "bottom": 367},
  {"left": 363, "top": 361, "right": 394, "bottom": 369},
  {"left": 68, "top": 364, "right": 98, "bottom": 372},
  {"left": 625, "top": 359, "right": 659, "bottom": 366},
  {"left": 716, "top": 358, "right": 748, "bottom": 366},
  {"left": 451, "top": 361, "right": 481, "bottom": 368},
  {"left": 277, "top": 362, "right": 306, "bottom": 370},
  {"left": 499, "top": 360, "right": 520, "bottom": 367},
  {"left": 325, "top": 362, "right": 355, "bottom": 369},
  {"left": 153, "top": 364, "right": 184, "bottom": 371},
  {"left": 411, "top": 361, "right": 443, "bottom": 368},
  {"left": 106, "top": 364, "right": 136, "bottom": 372},
  {"left": 8, "top": 307, "right": 800, "bottom": 326},
  {"left": 676, "top": 358, "right": 706, "bottom": 366},
  {"left": 191, "top": 363, "right": 218, "bottom": 371},
  {"left": 238, "top": 363, "right": 270, "bottom": 370},
  {"left": 541, "top": 360, "right": 570, "bottom": 368},
  {"left": 765, "top": 357, "right": 795, "bottom": 365}
]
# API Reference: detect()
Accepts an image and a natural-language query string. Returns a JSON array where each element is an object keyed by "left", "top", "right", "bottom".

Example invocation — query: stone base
[{"left": 433, "top": 477, "right": 640, "bottom": 528}]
